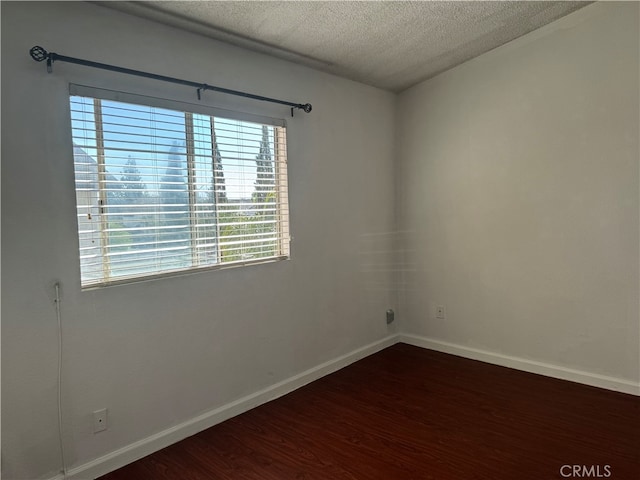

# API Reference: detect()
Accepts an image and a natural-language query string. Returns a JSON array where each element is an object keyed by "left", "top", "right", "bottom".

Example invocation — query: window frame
[{"left": 69, "top": 84, "right": 291, "bottom": 289}]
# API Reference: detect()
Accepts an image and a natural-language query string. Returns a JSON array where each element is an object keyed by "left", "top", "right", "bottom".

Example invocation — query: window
[{"left": 70, "top": 85, "right": 290, "bottom": 288}]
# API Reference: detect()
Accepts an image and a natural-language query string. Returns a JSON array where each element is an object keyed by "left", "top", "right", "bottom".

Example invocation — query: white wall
[
  {"left": 397, "top": 3, "right": 639, "bottom": 384},
  {"left": 0, "top": 2, "right": 397, "bottom": 479}
]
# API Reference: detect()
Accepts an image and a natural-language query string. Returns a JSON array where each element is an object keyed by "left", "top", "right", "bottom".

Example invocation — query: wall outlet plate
[
  {"left": 93, "top": 408, "right": 108, "bottom": 433},
  {"left": 436, "top": 305, "right": 446, "bottom": 319},
  {"left": 386, "top": 309, "right": 395, "bottom": 324}
]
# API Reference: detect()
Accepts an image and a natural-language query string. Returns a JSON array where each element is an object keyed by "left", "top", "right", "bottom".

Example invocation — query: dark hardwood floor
[{"left": 100, "top": 344, "right": 639, "bottom": 479}]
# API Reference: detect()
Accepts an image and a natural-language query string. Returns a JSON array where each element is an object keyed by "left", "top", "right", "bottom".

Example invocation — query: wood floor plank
[{"left": 99, "top": 344, "right": 639, "bottom": 479}]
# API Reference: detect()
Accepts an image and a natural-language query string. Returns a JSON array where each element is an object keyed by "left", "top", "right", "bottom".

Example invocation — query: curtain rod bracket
[
  {"left": 197, "top": 84, "right": 209, "bottom": 101},
  {"left": 29, "top": 45, "right": 313, "bottom": 114}
]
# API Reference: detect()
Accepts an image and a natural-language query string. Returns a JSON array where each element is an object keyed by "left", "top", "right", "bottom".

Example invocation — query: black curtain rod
[{"left": 29, "top": 46, "right": 312, "bottom": 116}]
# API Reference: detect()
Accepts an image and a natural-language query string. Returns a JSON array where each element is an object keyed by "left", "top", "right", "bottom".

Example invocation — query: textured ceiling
[{"left": 97, "top": 1, "right": 590, "bottom": 92}]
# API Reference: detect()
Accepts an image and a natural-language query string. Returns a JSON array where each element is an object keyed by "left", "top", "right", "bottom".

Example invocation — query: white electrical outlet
[
  {"left": 436, "top": 305, "right": 446, "bottom": 319},
  {"left": 93, "top": 408, "right": 108, "bottom": 433}
]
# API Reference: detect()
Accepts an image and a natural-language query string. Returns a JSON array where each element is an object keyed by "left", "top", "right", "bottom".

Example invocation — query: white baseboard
[
  {"left": 61, "top": 334, "right": 400, "bottom": 480},
  {"left": 48, "top": 331, "right": 637, "bottom": 480},
  {"left": 399, "top": 333, "right": 640, "bottom": 396}
]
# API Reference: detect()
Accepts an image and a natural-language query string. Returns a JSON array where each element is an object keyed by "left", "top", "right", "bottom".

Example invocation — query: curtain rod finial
[{"left": 30, "top": 46, "right": 49, "bottom": 62}]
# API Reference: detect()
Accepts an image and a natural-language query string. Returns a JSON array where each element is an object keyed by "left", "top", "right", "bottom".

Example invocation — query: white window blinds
[{"left": 70, "top": 85, "right": 290, "bottom": 288}]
